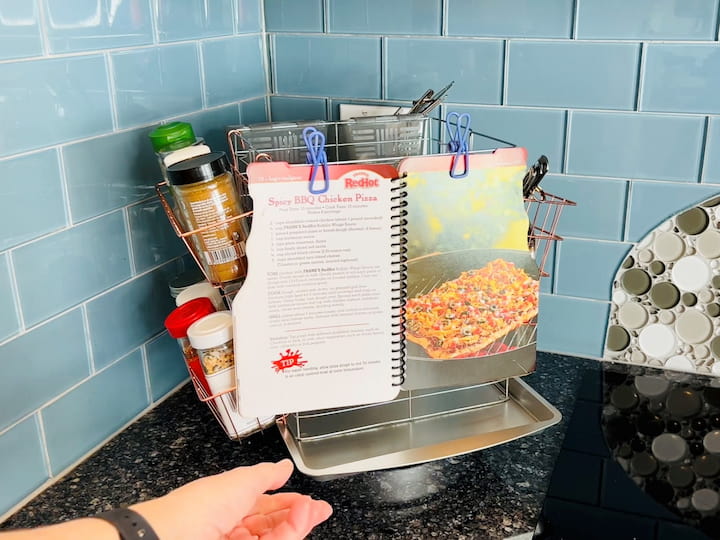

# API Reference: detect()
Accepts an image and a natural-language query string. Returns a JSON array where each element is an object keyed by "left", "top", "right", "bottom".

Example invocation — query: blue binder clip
[
  {"left": 445, "top": 111, "right": 471, "bottom": 179},
  {"left": 302, "top": 127, "right": 330, "bottom": 194}
]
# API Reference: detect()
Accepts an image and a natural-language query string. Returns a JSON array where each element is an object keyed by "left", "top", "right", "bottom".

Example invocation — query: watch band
[{"left": 95, "top": 508, "right": 159, "bottom": 540}]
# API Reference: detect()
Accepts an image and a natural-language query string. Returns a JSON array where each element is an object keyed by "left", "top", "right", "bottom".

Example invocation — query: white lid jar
[{"left": 187, "top": 311, "right": 234, "bottom": 397}]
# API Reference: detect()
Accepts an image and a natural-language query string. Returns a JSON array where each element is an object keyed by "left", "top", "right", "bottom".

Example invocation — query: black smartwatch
[{"left": 95, "top": 508, "right": 159, "bottom": 539}]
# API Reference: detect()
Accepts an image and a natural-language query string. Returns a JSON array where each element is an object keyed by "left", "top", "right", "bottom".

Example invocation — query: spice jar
[
  {"left": 168, "top": 267, "right": 207, "bottom": 299},
  {"left": 176, "top": 281, "right": 225, "bottom": 311},
  {"left": 187, "top": 311, "right": 235, "bottom": 398},
  {"left": 167, "top": 152, "right": 248, "bottom": 284},
  {"left": 149, "top": 121, "right": 210, "bottom": 180},
  {"left": 164, "top": 297, "right": 216, "bottom": 395}
]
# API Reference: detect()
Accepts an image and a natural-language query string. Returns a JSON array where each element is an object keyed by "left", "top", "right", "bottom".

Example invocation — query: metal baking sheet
[{"left": 277, "top": 377, "right": 561, "bottom": 478}]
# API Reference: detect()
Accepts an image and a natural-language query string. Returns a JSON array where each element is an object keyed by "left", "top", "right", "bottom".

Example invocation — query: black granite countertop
[{"left": 0, "top": 353, "right": 596, "bottom": 539}]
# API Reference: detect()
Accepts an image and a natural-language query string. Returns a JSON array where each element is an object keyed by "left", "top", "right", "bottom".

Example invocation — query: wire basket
[{"left": 156, "top": 115, "right": 574, "bottom": 442}]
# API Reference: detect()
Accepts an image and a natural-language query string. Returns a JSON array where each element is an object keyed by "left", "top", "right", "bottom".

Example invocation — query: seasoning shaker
[
  {"left": 176, "top": 281, "right": 226, "bottom": 311},
  {"left": 149, "top": 121, "right": 210, "bottom": 180},
  {"left": 187, "top": 311, "right": 235, "bottom": 398},
  {"left": 168, "top": 267, "right": 207, "bottom": 299},
  {"left": 163, "top": 297, "right": 216, "bottom": 394},
  {"left": 167, "top": 152, "right": 248, "bottom": 284}
]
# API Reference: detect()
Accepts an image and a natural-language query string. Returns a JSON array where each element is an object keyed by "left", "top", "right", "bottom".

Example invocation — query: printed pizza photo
[{"left": 405, "top": 259, "right": 539, "bottom": 359}]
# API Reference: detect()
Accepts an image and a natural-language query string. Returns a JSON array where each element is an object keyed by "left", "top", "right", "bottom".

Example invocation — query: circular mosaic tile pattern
[
  {"left": 606, "top": 198, "right": 720, "bottom": 375},
  {"left": 602, "top": 364, "right": 720, "bottom": 536}
]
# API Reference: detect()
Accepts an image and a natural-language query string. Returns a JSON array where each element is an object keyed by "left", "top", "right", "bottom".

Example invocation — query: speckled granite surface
[{"left": 0, "top": 353, "right": 597, "bottom": 539}]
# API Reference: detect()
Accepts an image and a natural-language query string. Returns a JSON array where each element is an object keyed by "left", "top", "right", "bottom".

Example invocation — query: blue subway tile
[
  {"left": 273, "top": 35, "right": 380, "bottom": 99},
  {"left": 577, "top": 0, "right": 717, "bottom": 40},
  {"left": 181, "top": 104, "right": 241, "bottom": 154},
  {"left": 271, "top": 96, "right": 327, "bottom": 122},
  {"left": 507, "top": 41, "right": 640, "bottom": 110},
  {"left": 43, "top": 350, "right": 149, "bottom": 475},
  {"left": 0, "top": 150, "right": 66, "bottom": 250},
  {"left": 239, "top": 98, "right": 268, "bottom": 125},
  {"left": 0, "top": 2, "right": 42, "bottom": 59},
  {"left": 642, "top": 44, "right": 720, "bottom": 115},
  {"left": 444, "top": 106, "right": 565, "bottom": 173},
  {"left": 13, "top": 212, "right": 131, "bottom": 327},
  {"left": 128, "top": 199, "right": 186, "bottom": 273},
  {"left": 535, "top": 238, "right": 555, "bottom": 294},
  {"left": 236, "top": 0, "right": 262, "bottom": 33},
  {"left": 0, "top": 56, "right": 112, "bottom": 157},
  {"left": 538, "top": 294, "right": 609, "bottom": 358},
  {"left": 328, "top": 0, "right": 441, "bottom": 35},
  {"left": 43, "top": 0, "right": 153, "bottom": 53},
  {"left": 0, "top": 309, "right": 89, "bottom": 432},
  {"left": 447, "top": 0, "right": 573, "bottom": 38},
  {"left": 386, "top": 38, "right": 503, "bottom": 105},
  {"left": 264, "top": 0, "right": 323, "bottom": 32},
  {"left": 658, "top": 521, "right": 712, "bottom": 540},
  {"left": 555, "top": 239, "right": 630, "bottom": 301},
  {"left": 703, "top": 117, "right": 720, "bottom": 184},
  {"left": 86, "top": 262, "right": 180, "bottom": 369},
  {"left": 202, "top": 36, "right": 266, "bottom": 107},
  {"left": 156, "top": 0, "right": 233, "bottom": 41},
  {"left": 63, "top": 128, "right": 160, "bottom": 223},
  {"left": 541, "top": 175, "right": 628, "bottom": 241},
  {"left": 112, "top": 44, "right": 203, "bottom": 129},
  {"left": 146, "top": 332, "right": 188, "bottom": 401},
  {"left": 626, "top": 181, "right": 720, "bottom": 242},
  {"left": 0, "top": 254, "right": 20, "bottom": 342},
  {"left": 567, "top": 112, "right": 705, "bottom": 182},
  {"left": 0, "top": 416, "right": 47, "bottom": 516}
]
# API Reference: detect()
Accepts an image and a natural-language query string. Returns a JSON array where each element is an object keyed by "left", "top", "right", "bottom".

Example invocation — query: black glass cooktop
[{"left": 535, "top": 363, "right": 720, "bottom": 540}]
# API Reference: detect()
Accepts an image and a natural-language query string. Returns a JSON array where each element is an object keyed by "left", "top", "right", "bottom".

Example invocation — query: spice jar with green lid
[
  {"left": 167, "top": 152, "right": 248, "bottom": 284},
  {"left": 149, "top": 121, "right": 209, "bottom": 179}
]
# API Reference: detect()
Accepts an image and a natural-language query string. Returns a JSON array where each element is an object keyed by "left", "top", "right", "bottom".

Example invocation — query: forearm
[{"left": 0, "top": 517, "right": 120, "bottom": 539}]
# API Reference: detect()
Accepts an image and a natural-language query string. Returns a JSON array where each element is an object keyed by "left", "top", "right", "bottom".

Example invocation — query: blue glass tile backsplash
[
  {"left": 0, "top": 1, "right": 266, "bottom": 518},
  {"left": 4, "top": 0, "right": 720, "bottom": 522}
]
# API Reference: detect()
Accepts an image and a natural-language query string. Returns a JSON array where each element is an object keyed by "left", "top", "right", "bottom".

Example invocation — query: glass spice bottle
[
  {"left": 164, "top": 297, "right": 217, "bottom": 395},
  {"left": 167, "top": 152, "right": 248, "bottom": 284}
]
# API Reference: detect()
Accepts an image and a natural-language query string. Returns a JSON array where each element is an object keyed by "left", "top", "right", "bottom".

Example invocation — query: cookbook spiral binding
[{"left": 390, "top": 177, "right": 409, "bottom": 386}]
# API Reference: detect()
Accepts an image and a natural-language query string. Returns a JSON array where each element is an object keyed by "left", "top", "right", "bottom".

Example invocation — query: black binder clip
[
  {"left": 522, "top": 155, "right": 549, "bottom": 198},
  {"left": 446, "top": 111, "right": 471, "bottom": 179},
  {"left": 303, "top": 126, "right": 330, "bottom": 194}
]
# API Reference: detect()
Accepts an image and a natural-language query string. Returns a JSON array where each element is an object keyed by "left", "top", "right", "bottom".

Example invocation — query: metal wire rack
[{"left": 156, "top": 115, "right": 575, "bottom": 455}]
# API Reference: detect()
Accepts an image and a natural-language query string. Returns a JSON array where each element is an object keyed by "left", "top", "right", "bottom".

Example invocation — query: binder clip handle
[
  {"left": 302, "top": 127, "right": 330, "bottom": 194},
  {"left": 445, "top": 111, "right": 471, "bottom": 179}
]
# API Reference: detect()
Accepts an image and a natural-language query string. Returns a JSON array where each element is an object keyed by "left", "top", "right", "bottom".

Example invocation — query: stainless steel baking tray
[{"left": 277, "top": 376, "right": 561, "bottom": 477}]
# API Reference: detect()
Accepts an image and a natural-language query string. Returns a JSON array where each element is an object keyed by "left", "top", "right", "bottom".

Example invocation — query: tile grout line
[
  {"left": 105, "top": 53, "right": 120, "bottom": 131},
  {"left": 440, "top": 0, "right": 449, "bottom": 36},
  {"left": 5, "top": 251, "right": 26, "bottom": 333},
  {"left": 0, "top": 255, "right": 184, "bottom": 349},
  {"left": 322, "top": 0, "right": 329, "bottom": 33},
  {"left": 698, "top": 116, "right": 710, "bottom": 182},
  {"left": 635, "top": 42, "right": 646, "bottom": 112},
  {"left": 380, "top": 37, "right": 386, "bottom": 101},
  {"left": 562, "top": 110, "right": 571, "bottom": 173},
  {"left": 124, "top": 206, "right": 136, "bottom": 275},
  {"left": 141, "top": 344, "right": 153, "bottom": 403},
  {"left": 55, "top": 148, "right": 74, "bottom": 227},
  {"left": 197, "top": 42, "right": 209, "bottom": 109},
  {"left": 81, "top": 304, "right": 96, "bottom": 373},
  {"left": 150, "top": 0, "right": 160, "bottom": 44},
  {"left": 35, "top": 411, "right": 54, "bottom": 480},
  {"left": 502, "top": 40, "right": 510, "bottom": 106},
  {"left": 0, "top": 99, "right": 257, "bottom": 164},
  {"left": 35, "top": 0, "right": 51, "bottom": 56},
  {"left": 571, "top": 0, "right": 579, "bottom": 39}
]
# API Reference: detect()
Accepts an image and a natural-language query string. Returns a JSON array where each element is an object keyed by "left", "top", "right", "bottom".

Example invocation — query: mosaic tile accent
[{"left": 606, "top": 195, "right": 720, "bottom": 375}]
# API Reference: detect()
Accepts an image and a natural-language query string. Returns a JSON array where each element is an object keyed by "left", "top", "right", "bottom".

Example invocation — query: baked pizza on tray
[{"left": 406, "top": 258, "right": 539, "bottom": 359}]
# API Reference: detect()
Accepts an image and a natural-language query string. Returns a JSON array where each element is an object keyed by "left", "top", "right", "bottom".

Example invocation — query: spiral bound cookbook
[{"left": 233, "top": 161, "right": 406, "bottom": 417}]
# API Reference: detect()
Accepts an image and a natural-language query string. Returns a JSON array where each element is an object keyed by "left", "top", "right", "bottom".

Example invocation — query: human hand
[{"left": 131, "top": 459, "right": 332, "bottom": 540}]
